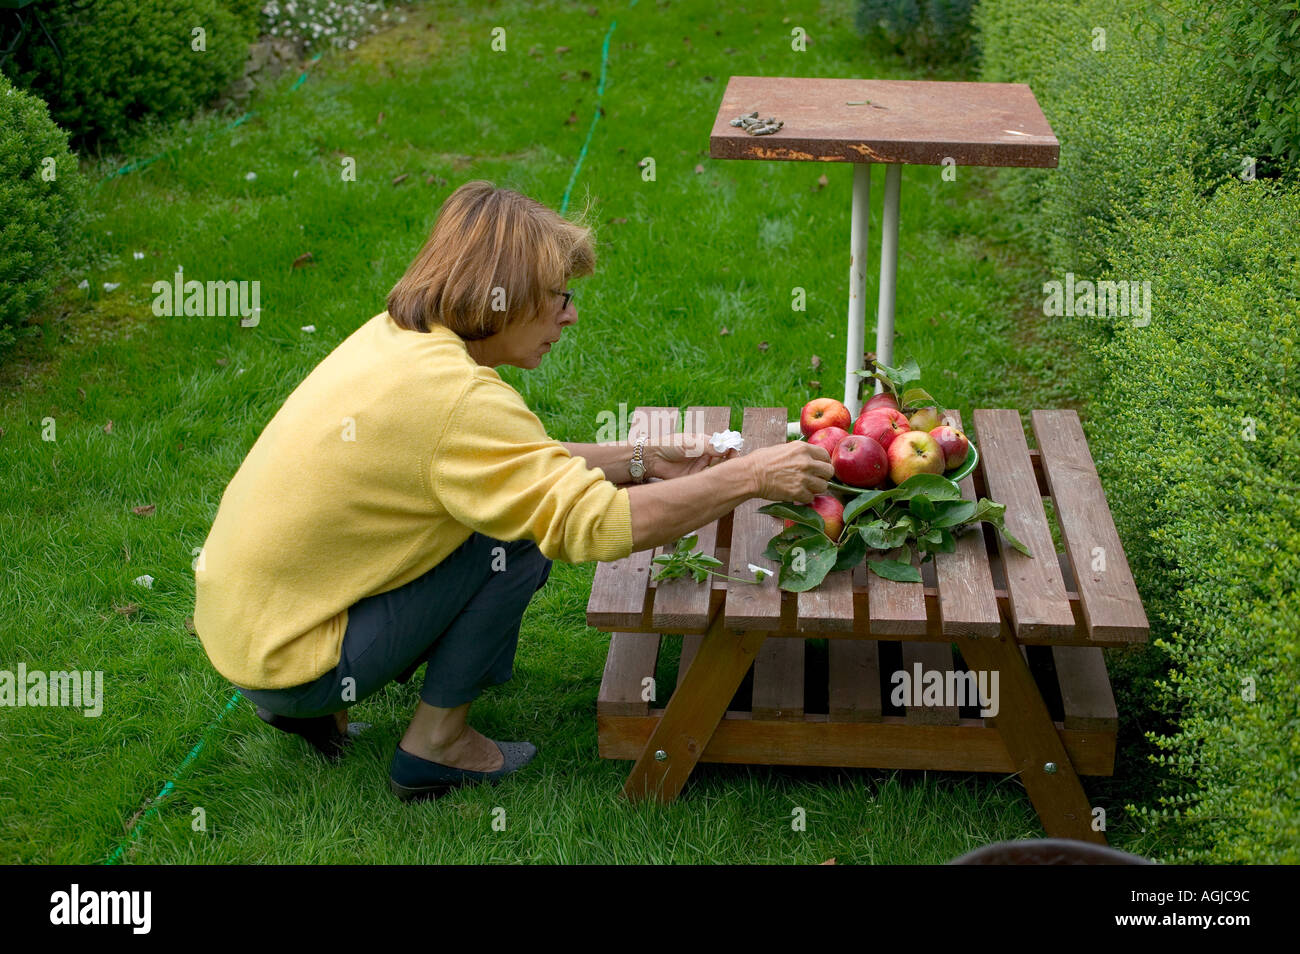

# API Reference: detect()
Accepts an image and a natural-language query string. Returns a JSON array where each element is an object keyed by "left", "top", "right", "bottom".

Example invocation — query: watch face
[{"left": 629, "top": 460, "right": 645, "bottom": 478}]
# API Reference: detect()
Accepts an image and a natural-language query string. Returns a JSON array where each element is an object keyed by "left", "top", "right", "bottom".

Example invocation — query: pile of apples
[{"left": 801, "top": 394, "right": 970, "bottom": 490}]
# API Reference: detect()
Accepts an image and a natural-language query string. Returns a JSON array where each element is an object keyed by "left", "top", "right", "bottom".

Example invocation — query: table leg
[
  {"left": 622, "top": 612, "right": 767, "bottom": 803},
  {"left": 954, "top": 631, "right": 1106, "bottom": 844},
  {"left": 843, "top": 161, "right": 872, "bottom": 420},
  {"left": 874, "top": 163, "right": 901, "bottom": 376}
]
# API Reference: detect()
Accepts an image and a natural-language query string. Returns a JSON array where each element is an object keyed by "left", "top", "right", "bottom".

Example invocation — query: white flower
[
  {"left": 77, "top": 279, "right": 89, "bottom": 290},
  {"left": 245, "top": 171, "right": 257, "bottom": 180},
  {"left": 133, "top": 574, "right": 154, "bottom": 589},
  {"left": 133, "top": 251, "right": 144, "bottom": 260},
  {"left": 103, "top": 282, "right": 120, "bottom": 292},
  {"left": 748, "top": 564, "right": 773, "bottom": 580},
  {"left": 301, "top": 324, "right": 316, "bottom": 333}
]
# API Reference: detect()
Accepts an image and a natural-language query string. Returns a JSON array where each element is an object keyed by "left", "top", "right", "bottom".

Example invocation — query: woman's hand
[
  {"left": 648, "top": 433, "right": 736, "bottom": 479},
  {"left": 744, "top": 440, "right": 834, "bottom": 502}
]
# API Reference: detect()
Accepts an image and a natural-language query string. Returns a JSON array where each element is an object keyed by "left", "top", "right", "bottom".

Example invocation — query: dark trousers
[{"left": 239, "top": 533, "right": 552, "bottom": 717}]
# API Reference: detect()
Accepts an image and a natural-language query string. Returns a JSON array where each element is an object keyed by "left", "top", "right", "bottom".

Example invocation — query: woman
[{"left": 193, "top": 180, "right": 832, "bottom": 801}]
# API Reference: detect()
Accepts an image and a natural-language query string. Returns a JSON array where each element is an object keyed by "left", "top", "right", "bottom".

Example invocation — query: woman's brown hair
[{"left": 387, "top": 180, "right": 595, "bottom": 339}]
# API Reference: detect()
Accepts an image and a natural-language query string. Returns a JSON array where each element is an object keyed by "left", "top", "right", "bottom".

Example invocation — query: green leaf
[
  {"left": 929, "top": 499, "right": 977, "bottom": 528},
  {"left": 910, "top": 493, "right": 936, "bottom": 520},
  {"left": 868, "top": 557, "right": 923, "bottom": 583},
  {"left": 859, "top": 521, "right": 909, "bottom": 550},
  {"left": 900, "top": 387, "right": 936, "bottom": 408},
  {"left": 763, "top": 524, "right": 822, "bottom": 561},
  {"left": 832, "top": 531, "right": 868, "bottom": 571},
  {"left": 757, "top": 502, "right": 825, "bottom": 533},
  {"left": 843, "top": 489, "right": 891, "bottom": 524},
  {"left": 891, "top": 474, "right": 963, "bottom": 501},
  {"left": 778, "top": 536, "right": 839, "bottom": 592}
]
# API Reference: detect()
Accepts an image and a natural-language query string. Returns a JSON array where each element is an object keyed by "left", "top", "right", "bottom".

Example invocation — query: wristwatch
[{"left": 628, "top": 438, "right": 647, "bottom": 483}]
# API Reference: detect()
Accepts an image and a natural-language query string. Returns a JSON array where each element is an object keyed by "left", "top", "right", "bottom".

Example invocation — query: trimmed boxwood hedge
[
  {"left": 976, "top": 0, "right": 1300, "bottom": 862},
  {"left": 1088, "top": 173, "right": 1299, "bottom": 863},
  {"left": 1, "top": 0, "right": 258, "bottom": 150},
  {"left": 0, "top": 74, "right": 85, "bottom": 347}
]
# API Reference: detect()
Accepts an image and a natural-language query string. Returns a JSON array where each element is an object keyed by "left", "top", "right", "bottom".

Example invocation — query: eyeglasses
[{"left": 553, "top": 288, "right": 574, "bottom": 312}]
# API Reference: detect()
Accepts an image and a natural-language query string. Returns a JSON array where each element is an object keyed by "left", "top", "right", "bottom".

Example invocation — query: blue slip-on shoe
[
  {"left": 388, "top": 740, "right": 538, "bottom": 802},
  {"left": 256, "top": 706, "right": 371, "bottom": 763}
]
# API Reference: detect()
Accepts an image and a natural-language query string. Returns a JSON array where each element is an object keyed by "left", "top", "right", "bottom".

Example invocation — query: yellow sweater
[{"left": 194, "top": 311, "right": 634, "bottom": 690}]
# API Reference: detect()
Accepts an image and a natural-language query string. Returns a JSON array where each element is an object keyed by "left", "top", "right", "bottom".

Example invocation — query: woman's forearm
[
  {"left": 626, "top": 456, "right": 758, "bottom": 552},
  {"left": 562, "top": 441, "right": 634, "bottom": 483}
]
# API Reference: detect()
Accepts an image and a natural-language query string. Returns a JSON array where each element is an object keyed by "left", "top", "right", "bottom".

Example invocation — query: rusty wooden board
[{"left": 710, "top": 76, "right": 1059, "bottom": 168}]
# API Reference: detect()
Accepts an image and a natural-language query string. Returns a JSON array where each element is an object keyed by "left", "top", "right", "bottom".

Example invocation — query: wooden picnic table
[{"left": 586, "top": 406, "right": 1149, "bottom": 844}]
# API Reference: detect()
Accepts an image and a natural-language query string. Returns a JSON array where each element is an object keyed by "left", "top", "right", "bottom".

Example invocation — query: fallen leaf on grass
[
  {"left": 719, "top": 326, "right": 731, "bottom": 336},
  {"left": 292, "top": 252, "right": 314, "bottom": 268},
  {"left": 809, "top": 379, "right": 821, "bottom": 389},
  {"left": 216, "top": 357, "right": 229, "bottom": 366},
  {"left": 77, "top": 387, "right": 86, "bottom": 402},
  {"left": 757, "top": 341, "right": 769, "bottom": 352},
  {"left": 555, "top": 45, "right": 570, "bottom": 55},
  {"left": 813, "top": 173, "right": 829, "bottom": 192},
  {"left": 103, "top": 420, "right": 113, "bottom": 434},
  {"left": 114, "top": 603, "right": 140, "bottom": 617},
  {"left": 131, "top": 504, "right": 156, "bottom": 517},
  {"left": 183, "top": 617, "right": 196, "bottom": 635},
  {"left": 376, "top": 111, "right": 384, "bottom": 125},
  {"left": 391, "top": 173, "right": 409, "bottom": 186},
  {"left": 694, "top": 163, "right": 705, "bottom": 174},
  {"left": 811, "top": 355, "right": 821, "bottom": 370},
  {"left": 820, "top": 857, "right": 837, "bottom": 865}
]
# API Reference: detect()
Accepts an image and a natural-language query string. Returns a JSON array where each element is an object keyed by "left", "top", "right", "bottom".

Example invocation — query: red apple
[
  {"left": 887, "top": 430, "right": 946, "bottom": 484},
  {"left": 853, "top": 407, "right": 910, "bottom": 451},
  {"left": 863, "top": 391, "right": 900, "bottom": 413},
  {"left": 810, "top": 493, "right": 845, "bottom": 541},
  {"left": 783, "top": 493, "right": 844, "bottom": 541},
  {"left": 930, "top": 425, "right": 970, "bottom": 470},
  {"left": 831, "top": 434, "right": 889, "bottom": 489},
  {"left": 807, "top": 425, "right": 849, "bottom": 458},
  {"left": 908, "top": 406, "right": 944, "bottom": 433},
  {"left": 800, "top": 398, "right": 852, "bottom": 438}
]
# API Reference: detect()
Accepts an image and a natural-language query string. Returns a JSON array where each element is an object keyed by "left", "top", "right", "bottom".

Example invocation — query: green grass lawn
[{"left": 0, "top": 0, "right": 1147, "bottom": 863}]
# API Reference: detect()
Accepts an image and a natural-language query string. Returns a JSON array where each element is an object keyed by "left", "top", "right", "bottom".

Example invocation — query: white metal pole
[
  {"left": 874, "top": 163, "right": 902, "bottom": 386},
  {"left": 843, "top": 161, "right": 872, "bottom": 420}
]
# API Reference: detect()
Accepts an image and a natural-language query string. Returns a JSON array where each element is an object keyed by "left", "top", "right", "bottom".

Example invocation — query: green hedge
[
  {"left": 1, "top": 0, "right": 258, "bottom": 149},
  {"left": 1087, "top": 173, "right": 1300, "bottom": 863},
  {"left": 854, "top": 0, "right": 979, "bottom": 67},
  {"left": 973, "top": 0, "right": 1256, "bottom": 276},
  {"left": 977, "top": 0, "right": 1300, "bottom": 862},
  {"left": 0, "top": 74, "right": 85, "bottom": 347}
]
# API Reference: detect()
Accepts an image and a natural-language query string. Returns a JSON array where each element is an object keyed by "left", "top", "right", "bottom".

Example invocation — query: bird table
[
  {"left": 708, "top": 76, "right": 1059, "bottom": 422},
  {"left": 586, "top": 406, "right": 1149, "bottom": 843}
]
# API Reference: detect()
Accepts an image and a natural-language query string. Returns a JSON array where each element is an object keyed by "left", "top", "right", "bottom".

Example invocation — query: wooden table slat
[
  {"left": 1031, "top": 410, "right": 1149, "bottom": 643},
  {"left": 723, "top": 408, "right": 790, "bottom": 629},
  {"left": 867, "top": 547, "right": 928, "bottom": 635},
  {"left": 751, "top": 639, "right": 804, "bottom": 721},
  {"left": 1051, "top": 645, "right": 1119, "bottom": 732},
  {"left": 972, "top": 409, "right": 1076, "bottom": 640},
  {"left": 828, "top": 639, "right": 883, "bottom": 722},
  {"left": 597, "top": 633, "right": 662, "bottom": 717},
  {"left": 900, "top": 642, "right": 961, "bottom": 725},
  {"left": 586, "top": 407, "right": 680, "bottom": 630},
  {"left": 933, "top": 410, "right": 1002, "bottom": 638},
  {"left": 651, "top": 406, "right": 734, "bottom": 632}
]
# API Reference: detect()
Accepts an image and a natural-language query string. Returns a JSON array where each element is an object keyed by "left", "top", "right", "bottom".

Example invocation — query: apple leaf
[
  {"left": 901, "top": 387, "right": 936, "bottom": 408},
  {"left": 929, "top": 499, "right": 977, "bottom": 528},
  {"left": 843, "top": 489, "right": 892, "bottom": 525},
  {"left": 911, "top": 493, "right": 937, "bottom": 520},
  {"left": 867, "top": 556, "right": 923, "bottom": 583},
  {"left": 757, "top": 501, "right": 825, "bottom": 533},
  {"left": 859, "top": 520, "right": 909, "bottom": 550},
  {"left": 832, "top": 531, "right": 868, "bottom": 570},
  {"left": 890, "top": 474, "right": 964, "bottom": 502},
  {"left": 779, "top": 535, "right": 840, "bottom": 591},
  {"left": 763, "top": 524, "right": 823, "bottom": 561}
]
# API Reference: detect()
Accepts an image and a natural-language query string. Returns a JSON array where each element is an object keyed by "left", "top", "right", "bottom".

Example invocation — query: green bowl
[{"left": 798, "top": 433, "right": 979, "bottom": 494}]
